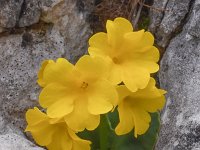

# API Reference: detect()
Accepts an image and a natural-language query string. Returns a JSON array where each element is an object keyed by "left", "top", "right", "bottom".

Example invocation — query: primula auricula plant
[{"left": 25, "top": 17, "right": 166, "bottom": 150}]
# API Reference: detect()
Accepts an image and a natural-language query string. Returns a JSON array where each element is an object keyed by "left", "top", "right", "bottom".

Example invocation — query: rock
[
  {"left": 149, "top": 0, "right": 192, "bottom": 48},
  {"left": 40, "top": 0, "right": 93, "bottom": 63},
  {"left": 0, "top": 0, "right": 24, "bottom": 28},
  {"left": 18, "top": 0, "right": 41, "bottom": 27},
  {"left": 0, "top": 0, "right": 93, "bottom": 149},
  {"left": 151, "top": 0, "right": 200, "bottom": 149},
  {"left": 0, "top": 27, "right": 6, "bottom": 33},
  {"left": 0, "top": 132, "right": 44, "bottom": 150}
]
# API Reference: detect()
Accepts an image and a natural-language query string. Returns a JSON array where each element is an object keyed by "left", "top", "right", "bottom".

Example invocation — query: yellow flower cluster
[{"left": 25, "top": 17, "right": 166, "bottom": 150}]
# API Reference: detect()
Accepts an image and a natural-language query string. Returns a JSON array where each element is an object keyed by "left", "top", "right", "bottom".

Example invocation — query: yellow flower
[
  {"left": 38, "top": 55, "right": 118, "bottom": 131},
  {"left": 88, "top": 17, "right": 159, "bottom": 92},
  {"left": 115, "top": 78, "right": 166, "bottom": 137},
  {"left": 37, "top": 60, "right": 54, "bottom": 87},
  {"left": 25, "top": 107, "right": 91, "bottom": 150}
]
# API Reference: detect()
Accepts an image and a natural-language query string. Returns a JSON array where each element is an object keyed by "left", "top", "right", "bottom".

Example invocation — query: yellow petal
[
  {"left": 106, "top": 17, "right": 133, "bottom": 48},
  {"left": 39, "top": 83, "right": 75, "bottom": 108},
  {"left": 47, "top": 129, "right": 72, "bottom": 150},
  {"left": 130, "top": 78, "right": 166, "bottom": 112},
  {"left": 108, "top": 63, "right": 122, "bottom": 85},
  {"left": 25, "top": 108, "right": 54, "bottom": 146},
  {"left": 42, "top": 58, "right": 74, "bottom": 85},
  {"left": 87, "top": 80, "right": 118, "bottom": 115},
  {"left": 88, "top": 32, "right": 110, "bottom": 57},
  {"left": 31, "top": 125, "right": 54, "bottom": 146},
  {"left": 25, "top": 107, "right": 47, "bottom": 127},
  {"left": 132, "top": 108, "right": 151, "bottom": 138},
  {"left": 143, "top": 31, "right": 154, "bottom": 46},
  {"left": 140, "top": 46, "right": 160, "bottom": 62},
  {"left": 49, "top": 118, "right": 64, "bottom": 124},
  {"left": 123, "top": 30, "right": 145, "bottom": 51},
  {"left": 72, "top": 140, "right": 91, "bottom": 150},
  {"left": 115, "top": 103, "right": 134, "bottom": 135},
  {"left": 116, "top": 79, "right": 166, "bottom": 137},
  {"left": 131, "top": 46, "right": 160, "bottom": 66},
  {"left": 124, "top": 30, "right": 154, "bottom": 51},
  {"left": 75, "top": 55, "right": 108, "bottom": 82},
  {"left": 68, "top": 129, "right": 91, "bottom": 150},
  {"left": 116, "top": 85, "right": 131, "bottom": 104},
  {"left": 122, "top": 63, "right": 150, "bottom": 92},
  {"left": 37, "top": 60, "right": 54, "bottom": 87},
  {"left": 47, "top": 97, "right": 74, "bottom": 118},
  {"left": 133, "top": 60, "right": 159, "bottom": 73},
  {"left": 64, "top": 98, "right": 100, "bottom": 131}
]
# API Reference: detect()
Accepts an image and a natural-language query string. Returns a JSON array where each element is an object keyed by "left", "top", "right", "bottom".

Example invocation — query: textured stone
[
  {"left": 40, "top": 0, "right": 93, "bottom": 63},
  {"left": 154, "top": 0, "right": 200, "bottom": 149},
  {"left": 0, "top": 132, "right": 44, "bottom": 150},
  {"left": 149, "top": 0, "right": 192, "bottom": 48},
  {"left": 18, "top": 0, "right": 41, "bottom": 27},
  {"left": 0, "top": 0, "right": 93, "bottom": 149},
  {"left": 0, "top": 27, "right": 5, "bottom": 33},
  {"left": 0, "top": 0, "right": 23, "bottom": 28}
]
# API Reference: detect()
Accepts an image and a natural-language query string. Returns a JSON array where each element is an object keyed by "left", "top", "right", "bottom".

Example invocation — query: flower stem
[{"left": 99, "top": 114, "right": 112, "bottom": 150}]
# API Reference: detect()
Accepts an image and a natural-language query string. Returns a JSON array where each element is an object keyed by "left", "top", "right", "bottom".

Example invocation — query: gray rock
[
  {"left": 149, "top": 0, "right": 192, "bottom": 48},
  {"left": 153, "top": 0, "right": 200, "bottom": 149},
  {"left": 0, "top": 0, "right": 24, "bottom": 28},
  {"left": 40, "top": 0, "right": 93, "bottom": 63},
  {"left": 18, "top": 0, "right": 41, "bottom": 27},
  {"left": 0, "top": 0, "right": 93, "bottom": 149},
  {"left": 0, "top": 0, "right": 41, "bottom": 28},
  {"left": 0, "top": 132, "right": 44, "bottom": 150}
]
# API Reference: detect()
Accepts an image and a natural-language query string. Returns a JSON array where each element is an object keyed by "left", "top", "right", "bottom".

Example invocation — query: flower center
[
  {"left": 81, "top": 82, "right": 88, "bottom": 89},
  {"left": 112, "top": 57, "right": 120, "bottom": 64}
]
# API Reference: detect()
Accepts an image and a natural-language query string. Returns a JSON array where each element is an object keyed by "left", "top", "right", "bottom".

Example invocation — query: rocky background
[{"left": 0, "top": 0, "right": 200, "bottom": 149}]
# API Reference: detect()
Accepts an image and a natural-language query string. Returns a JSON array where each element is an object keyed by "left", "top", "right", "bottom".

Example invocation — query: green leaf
[
  {"left": 78, "top": 110, "right": 160, "bottom": 150},
  {"left": 109, "top": 110, "right": 160, "bottom": 150},
  {"left": 77, "top": 114, "right": 114, "bottom": 150}
]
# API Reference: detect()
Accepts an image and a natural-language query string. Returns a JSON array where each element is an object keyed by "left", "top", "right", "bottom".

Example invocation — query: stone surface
[
  {"left": 0, "top": 0, "right": 41, "bottom": 28},
  {"left": 0, "top": 0, "right": 24, "bottom": 28},
  {"left": 149, "top": 0, "right": 192, "bottom": 48},
  {"left": 151, "top": 0, "right": 200, "bottom": 149},
  {"left": 0, "top": 132, "right": 44, "bottom": 150},
  {"left": 0, "top": 0, "right": 93, "bottom": 149},
  {"left": 18, "top": 0, "right": 41, "bottom": 27}
]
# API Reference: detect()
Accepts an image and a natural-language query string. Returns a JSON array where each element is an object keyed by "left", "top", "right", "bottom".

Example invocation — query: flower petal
[
  {"left": 25, "top": 108, "right": 54, "bottom": 146},
  {"left": 39, "top": 83, "right": 75, "bottom": 108},
  {"left": 87, "top": 80, "right": 118, "bottom": 115},
  {"left": 47, "top": 129, "right": 72, "bottom": 150},
  {"left": 75, "top": 55, "right": 108, "bottom": 82},
  {"left": 65, "top": 98, "right": 100, "bottom": 131},
  {"left": 108, "top": 63, "right": 122, "bottom": 85},
  {"left": 124, "top": 30, "right": 154, "bottom": 51},
  {"left": 25, "top": 107, "right": 48, "bottom": 127},
  {"left": 139, "top": 46, "right": 160, "bottom": 62},
  {"left": 37, "top": 60, "right": 54, "bottom": 87},
  {"left": 88, "top": 32, "right": 110, "bottom": 57},
  {"left": 106, "top": 17, "right": 133, "bottom": 48},
  {"left": 68, "top": 128, "right": 91, "bottom": 150},
  {"left": 130, "top": 78, "right": 166, "bottom": 112},
  {"left": 133, "top": 60, "right": 159, "bottom": 73},
  {"left": 132, "top": 108, "right": 151, "bottom": 138},
  {"left": 115, "top": 102, "right": 134, "bottom": 135},
  {"left": 122, "top": 63, "right": 150, "bottom": 92},
  {"left": 31, "top": 125, "right": 55, "bottom": 146},
  {"left": 116, "top": 78, "right": 166, "bottom": 137},
  {"left": 116, "top": 85, "right": 131, "bottom": 104},
  {"left": 47, "top": 97, "right": 74, "bottom": 118},
  {"left": 42, "top": 58, "right": 74, "bottom": 85}
]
